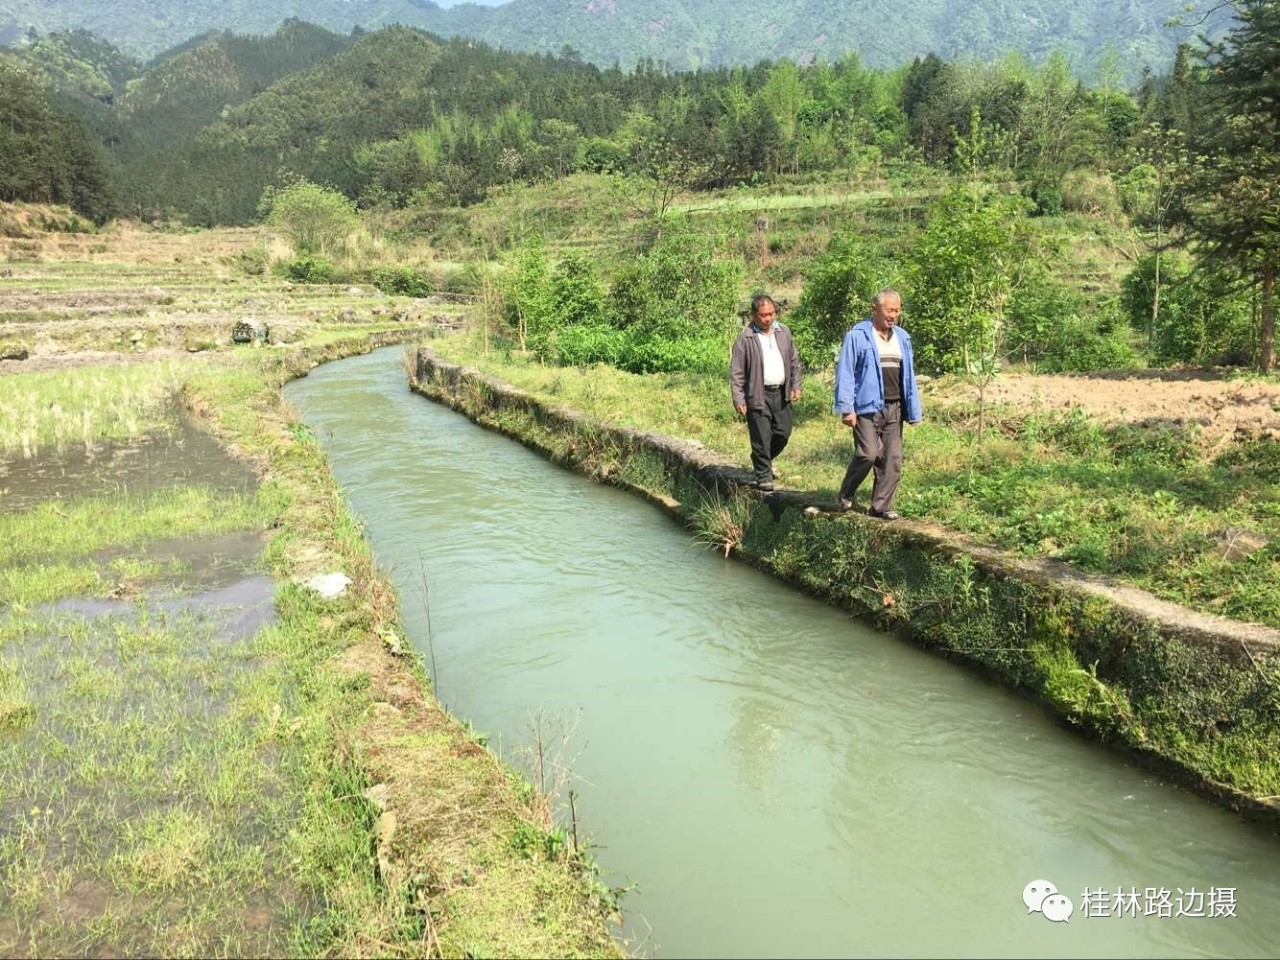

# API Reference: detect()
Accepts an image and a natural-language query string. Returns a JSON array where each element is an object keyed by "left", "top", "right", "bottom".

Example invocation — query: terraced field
[{"left": 0, "top": 224, "right": 461, "bottom": 374}]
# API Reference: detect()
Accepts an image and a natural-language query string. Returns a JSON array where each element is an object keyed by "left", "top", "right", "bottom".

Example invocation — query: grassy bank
[
  {"left": 428, "top": 332, "right": 1280, "bottom": 631},
  {"left": 196, "top": 343, "right": 625, "bottom": 954}
]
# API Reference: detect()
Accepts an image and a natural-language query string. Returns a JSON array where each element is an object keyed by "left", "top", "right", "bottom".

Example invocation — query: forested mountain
[
  {"left": 117, "top": 20, "right": 356, "bottom": 151},
  {"left": 1, "top": 0, "right": 1198, "bottom": 79},
  {"left": 119, "top": 26, "right": 627, "bottom": 221},
  {"left": 445, "top": 0, "right": 1191, "bottom": 78},
  {"left": 3, "top": 8, "right": 1274, "bottom": 371},
  {"left": 1, "top": 15, "right": 1216, "bottom": 230}
]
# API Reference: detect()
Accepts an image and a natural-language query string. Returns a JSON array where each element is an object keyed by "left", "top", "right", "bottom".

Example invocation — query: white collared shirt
[{"left": 756, "top": 328, "right": 785, "bottom": 386}]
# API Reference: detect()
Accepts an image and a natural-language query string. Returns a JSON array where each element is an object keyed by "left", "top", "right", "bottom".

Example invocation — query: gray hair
[
  {"left": 750, "top": 293, "right": 777, "bottom": 316},
  {"left": 871, "top": 289, "right": 901, "bottom": 308}
]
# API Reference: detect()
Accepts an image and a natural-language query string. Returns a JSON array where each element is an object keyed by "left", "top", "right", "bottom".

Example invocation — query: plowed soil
[{"left": 932, "top": 370, "right": 1280, "bottom": 445}]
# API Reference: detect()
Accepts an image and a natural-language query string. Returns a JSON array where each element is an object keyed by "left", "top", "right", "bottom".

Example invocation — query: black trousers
[
  {"left": 838, "top": 401, "right": 903, "bottom": 511},
  {"left": 746, "top": 388, "right": 793, "bottom": 484}
]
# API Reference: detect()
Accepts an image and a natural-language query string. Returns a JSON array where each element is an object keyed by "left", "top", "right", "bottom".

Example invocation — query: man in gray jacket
[{"left": 729, "top": 294, "right": 803, "bottom": 491}]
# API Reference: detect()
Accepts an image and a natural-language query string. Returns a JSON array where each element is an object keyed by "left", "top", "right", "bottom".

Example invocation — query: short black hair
[{"left": 750, "top": 293, "right": 777, "bottom": 315}]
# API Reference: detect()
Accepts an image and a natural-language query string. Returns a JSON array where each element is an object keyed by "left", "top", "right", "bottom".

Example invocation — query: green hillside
[
  {"left": 1, "top": 0, "right": 1200, "bottom": 79},
  {"left": 120, "top": 27, "right": 448, "bottom": 223},
  {"left": 118, "top": 20, "right": 356, "bottom": 150},
  {"left": 0, "top": 1, "right": 424, "bottom": 58},
  {"left": 17, "top": 29, "right": 140, "bottom": 103},
  {"left": 0, "top": 54, "right": 116, "bottom": 221}
]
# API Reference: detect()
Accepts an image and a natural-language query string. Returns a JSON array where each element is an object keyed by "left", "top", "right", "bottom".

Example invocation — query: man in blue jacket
[{"left": 832, "top": 289, "right": 922, "bottom": 519}]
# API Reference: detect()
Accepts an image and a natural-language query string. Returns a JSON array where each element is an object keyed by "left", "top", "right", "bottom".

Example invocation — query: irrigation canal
[{"left": 286, "top": 347, "right": 1280, "bottom": 958}]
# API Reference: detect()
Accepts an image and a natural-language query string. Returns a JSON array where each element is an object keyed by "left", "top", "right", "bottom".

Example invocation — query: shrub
[
  {"left": 277, "top": 254, "right": 342, "bottom": 284},
  {"left": 608, "top": 222, "right": 741, "bottom": 344},
  {"left": 35, "top": 210, "right": 92, "bottom": 233},
  {"left": 1107, "top": 423, "right": 1200, "bottom": 469},
  {"left": 1026, "top": 183, "right": 1063, "bottom": 217},
  {"left": 1058, "top": 170, "right": 1122, "bottom": 219},
  {"left": 1034, "top": 320, "right": 1141, "bottom": 373},
  {"left": 1008, "top": 273, "right": 1140, "bottom": 373},
  {"left": 578, "top": 137, "right": 629, "bottom": 174},
  {"left": 369, "top": 264, "right": 434, "bottom": 297},
  {"left": 550, "top": 253, "right": 607, "bottom": 330},
  {"left": 230, "top": 246, "right": 269, "bottom": 277},
  {"left": 552, "top": 324, "right": 626, "bottom": 367},
  {"left": 789, "top": 234, "right": 899, "bottom": 368},
  {"left": 440, "top": 266, "right": 480, "bottom": 295},
  {"left": 616, "top": 334, "right": 725, "bottom": 374},
  {"left": 1121, "top": 253, "right": 1255, "bottom": 366},
  {"left": 502, "top": 246, "right": 608, "bottom": 360},
  {"left": 501, "top": 239, "right": 554, "bottom": 351},
  {"left": 907, "top": 184, "right": 1030, "bottom": 377}
]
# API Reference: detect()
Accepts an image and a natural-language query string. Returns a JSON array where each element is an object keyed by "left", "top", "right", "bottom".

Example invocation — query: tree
[
  {"left": 909, "top": 128, "right": 1031, "bottom": 438},
  {"left": 790, "top": 236, "right": 899, "bottom": 368},
  {"left": 901, "top": 53, "right": 961, "bottom": 163},
  {"left": 538, "top": 118, "right": 580, "bottom": 179},
  {"left": 1013, "top": 54, "right": 1108, "bottom": 212},
  {"left": 502, "top": 238, "right": 551, "bottom": 353},
  {"left": 1117, "top": 125, "right": 1190, "bottom": 341},
  {"left": 262, "top": 179, "right": 359, "bottom": 255},
  {"left": 1181, "top": 0, "right": 1280, "bottom": 372},
  {"left": 610, "top": 122, "right": 710, "bottom": 242},
  {"left": 758, "top": 60, "right": 804, "bottom": 174},
  {"left": 0, "top": 56, "right": 116, "bottom": 222}
]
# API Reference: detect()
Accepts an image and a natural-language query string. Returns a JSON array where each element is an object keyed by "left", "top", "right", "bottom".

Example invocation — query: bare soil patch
[{"left": 932, "top": 371, "right": 1280, "bottom": 444}]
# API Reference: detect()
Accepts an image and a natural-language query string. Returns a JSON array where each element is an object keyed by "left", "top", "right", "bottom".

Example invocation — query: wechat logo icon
[{"left": 1024, "top": 879, "right": 1074, "bottom": 923}]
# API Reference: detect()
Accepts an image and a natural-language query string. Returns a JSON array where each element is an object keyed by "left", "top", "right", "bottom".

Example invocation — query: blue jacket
[{"left": 832, "top": 320, "right": 922, "bottom": 423}]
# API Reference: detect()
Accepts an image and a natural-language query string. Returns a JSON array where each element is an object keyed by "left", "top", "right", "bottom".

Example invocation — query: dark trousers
[
  {"left": 746, "top": 387, "right": 793, "bottom": 484},
  {"left": 838, "top": 401, "right": 903, "bottom": 512}
]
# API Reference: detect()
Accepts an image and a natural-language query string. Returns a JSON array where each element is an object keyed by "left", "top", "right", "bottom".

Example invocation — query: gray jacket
[{"left": 729, "top": 322, "right": 803, "bottom": 410}]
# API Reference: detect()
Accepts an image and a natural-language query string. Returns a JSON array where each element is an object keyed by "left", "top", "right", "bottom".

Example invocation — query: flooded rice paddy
[
  {"left": 0, "top": 410, "right": 311, "bottom": 957},
  {"left": 0, "top": 416, "right": 258, "bottom": 512}
]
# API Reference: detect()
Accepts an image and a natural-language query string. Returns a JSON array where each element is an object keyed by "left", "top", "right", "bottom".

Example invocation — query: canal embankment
[
  {"left": 412, "top": 346, "right": 1280, "bottom": 819},
  {"left": 185, "top": 333, "right": 626, "bottom": 957}
]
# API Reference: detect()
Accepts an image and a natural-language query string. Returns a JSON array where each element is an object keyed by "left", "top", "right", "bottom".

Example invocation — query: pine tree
[{"left": 1185, "top": 0, "right": 1280, "bottom": 371}]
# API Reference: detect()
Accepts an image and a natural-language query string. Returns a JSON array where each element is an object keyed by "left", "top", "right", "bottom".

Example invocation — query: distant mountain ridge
[{"left": 1, "top": 0, "right": 1195, "bottom": 78}]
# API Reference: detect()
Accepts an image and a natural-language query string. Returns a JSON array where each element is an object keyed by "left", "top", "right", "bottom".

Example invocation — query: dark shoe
[
  {"left": 869, "top": 509, "right": 901, "bottom": 521},
  {"left": 837, "top": 498, "right": 855, "bottom": 512},
  {"left": 756, "top": 480, "right": 774, "bottom": 492}
]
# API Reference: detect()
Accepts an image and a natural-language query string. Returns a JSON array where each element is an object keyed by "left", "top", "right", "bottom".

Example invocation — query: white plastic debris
[{"left": 302, "top": 572, "right": 352, "bottom": 599}]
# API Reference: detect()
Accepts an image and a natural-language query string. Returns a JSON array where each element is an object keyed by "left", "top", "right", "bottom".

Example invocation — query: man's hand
[
  {"left": 841, "top": 412, "right": 857, "bottom": 428},
  {"left": 736, "top": 402, "right": 747, "bottom": 416},
  {"left": 790, "top": 388, "right": 802, "bottom": 402}
]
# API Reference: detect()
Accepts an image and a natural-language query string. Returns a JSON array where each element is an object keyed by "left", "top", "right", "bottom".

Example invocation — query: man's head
[
  {"left": 871, "top": 289, "right": 902, "bottom": 333},
  {"left": 751, "top": 294, "right": 778, "bottom": 332}
]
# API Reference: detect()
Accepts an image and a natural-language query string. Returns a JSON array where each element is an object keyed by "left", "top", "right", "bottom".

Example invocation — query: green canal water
[{"left": 286, "top": 348, "right": 1280, "bottom": 959}]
